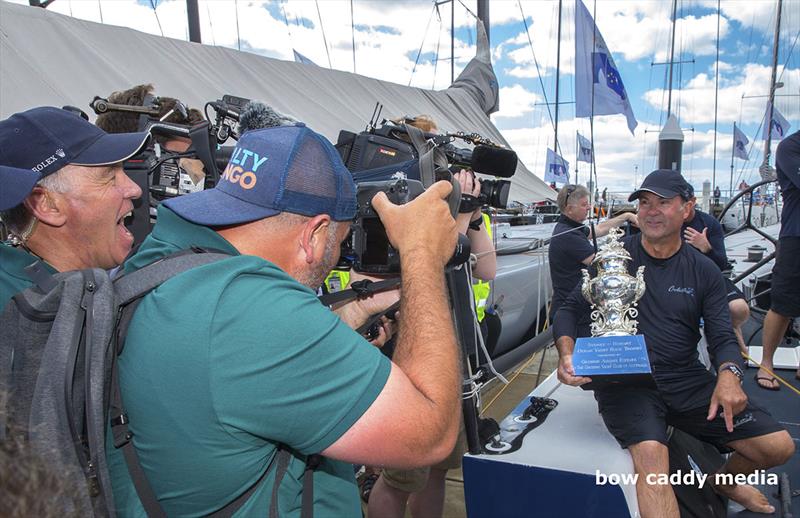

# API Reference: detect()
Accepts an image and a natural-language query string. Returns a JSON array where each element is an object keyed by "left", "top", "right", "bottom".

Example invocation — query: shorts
[
  {"left": 382, "top": 425, "right": 467, "bottom": 493},
  {"left": 771, "top": 237, "right": 800, "bottom": 318},
  {"left": 594, "top": 382, "right": 784, "bottom": 450},
  {"left": 724, "top": 278, "right": 745, "bottom": 303}
]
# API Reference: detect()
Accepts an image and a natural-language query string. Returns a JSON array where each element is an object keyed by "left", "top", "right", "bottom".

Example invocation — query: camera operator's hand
[
  {"left": 454, "top": 169, "right": 482, "bottom": 234},
  {"left": 371, "top": 180, "right": 457, "bottom": 268}
]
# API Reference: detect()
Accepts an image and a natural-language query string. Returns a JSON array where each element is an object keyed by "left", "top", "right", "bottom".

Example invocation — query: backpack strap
[
  {"left": 110, "top": 248, "right": 231, "bottom": 518},
  {"left": 300, "top": 454, "right": 322, "bottom": 518}
]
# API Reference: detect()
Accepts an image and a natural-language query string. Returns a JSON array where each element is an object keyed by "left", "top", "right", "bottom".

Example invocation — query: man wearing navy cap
[
  {"left": 554, "top": 169, "right": 794, "bottom": 517},
  {"left": 757, "top": 130, "right": 800, "bottom": 389},
  {"left": 0, "top": 106, "right": 149, "bottom": 310},
  {"left": 106, "top": 124, "right": 461, "bottom": 517}
]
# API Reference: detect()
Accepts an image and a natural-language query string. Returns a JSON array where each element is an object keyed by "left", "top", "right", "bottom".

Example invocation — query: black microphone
[
  {"left": 238, "top": 100, "right": 299, "bottom": 134},
  {"left": 471, "top": 145, "right": 518, "bottom": 178}
]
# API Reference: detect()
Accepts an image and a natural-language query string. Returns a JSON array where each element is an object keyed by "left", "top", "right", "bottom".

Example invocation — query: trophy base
[{"left": 572, "top": 335, "right": 654, "bottom": 391}]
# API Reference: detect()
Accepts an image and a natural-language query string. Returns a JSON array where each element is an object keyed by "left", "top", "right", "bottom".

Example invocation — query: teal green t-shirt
[
  {"left": 0, "top": 242, "right": 55, "bottom": 311},
  {"left": 108, "top": 206, "right": 391, "bottom": 517}
]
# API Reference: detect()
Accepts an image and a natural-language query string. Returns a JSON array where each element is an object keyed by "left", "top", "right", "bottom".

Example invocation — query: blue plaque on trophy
[{"left": 572, "top": 228, "right": 655, "bottom": 389}]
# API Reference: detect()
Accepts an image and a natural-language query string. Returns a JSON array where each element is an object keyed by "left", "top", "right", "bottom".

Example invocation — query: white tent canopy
[{"left": 0, "top": 1, "right": 555, "bottom": 202}]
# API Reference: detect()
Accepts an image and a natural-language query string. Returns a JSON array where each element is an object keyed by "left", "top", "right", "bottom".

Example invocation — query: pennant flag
[
  {"left": 293, "top": 49, "right": 318, "bottom": 66},
  {"left": 545, "top": 148, "right": 570, "bottom": 184},
  {"left": 575, "top": 0, "right": 637, "bottom": 135},
  {"left": 733, "top": 123, "right": 749, "bottom": 160},
  {"left": 762, "top": 102, "right": 791, "bottom": 140},
  {"left": 577, "top": 131, "right": 593, "bottom": 163}
]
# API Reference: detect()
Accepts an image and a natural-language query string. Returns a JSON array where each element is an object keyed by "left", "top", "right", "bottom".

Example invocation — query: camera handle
[{"left": 403, "top": 123, "right": 461, "bottom": 219}]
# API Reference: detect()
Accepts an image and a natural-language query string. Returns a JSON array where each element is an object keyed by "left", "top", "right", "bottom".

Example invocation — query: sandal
[
  {"left": 754, "top": 374, "right": 780, "bottom": 391},
  {"left": 359, "top": 473, "right": 379, "bottom": 504}
]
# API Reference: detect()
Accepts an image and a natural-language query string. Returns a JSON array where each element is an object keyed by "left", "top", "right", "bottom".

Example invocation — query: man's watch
[{"left": 720, "top": 363, "right": 744, "bottom": 382}]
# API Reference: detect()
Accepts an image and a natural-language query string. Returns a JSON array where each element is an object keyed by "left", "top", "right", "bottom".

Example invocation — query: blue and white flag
[
  {"left": 762, "top": 102, "right": 791, "bottom": 140},
  {"left": 577, "top": 131, "right": 593, "bottom": 163},
  {"left": 575, "top": 0, "right": 637, "bottom": 135},
  {"left": 733, "top": 123, "right": 749, "bottom": 160},
  {"left": 545, "top": 148, "right": 570, "bottom": 184},
  {"left": 293, "top": 49, "right": 318, "bottom": 66}
]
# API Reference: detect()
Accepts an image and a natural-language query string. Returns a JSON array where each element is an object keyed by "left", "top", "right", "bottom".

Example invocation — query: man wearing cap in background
[
  {"left": 0, "top": 107, "right": 149, "bottom": 311},
  {"left": 681, "top": 183, "right": 751, "bottom": 359},
  {"left": 106, "top": 124, "right": 461, "bottom": 517},
  {"left": 756, "top": 130, "right": 800, "bottom": 389},
  {"left": 554, "top": 169, "right": 793, "bottom": 517}
]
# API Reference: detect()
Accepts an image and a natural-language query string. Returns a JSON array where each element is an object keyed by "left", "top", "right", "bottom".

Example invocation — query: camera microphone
[
  {"left": 238, "top": 101, "right": 300, "bottom": 135},
  {"left": 471, "top": 145, "right": 518, "bottom": 178}
]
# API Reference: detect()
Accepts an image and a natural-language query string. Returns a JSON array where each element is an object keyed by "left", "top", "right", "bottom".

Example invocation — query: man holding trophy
[{"left": 553, "top": 169, "right": 794, "bottom": 517}]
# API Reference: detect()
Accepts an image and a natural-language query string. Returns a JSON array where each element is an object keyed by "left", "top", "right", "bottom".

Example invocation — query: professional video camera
[{"left": 335, "top": 110, "right": 517, "bottom": 274}]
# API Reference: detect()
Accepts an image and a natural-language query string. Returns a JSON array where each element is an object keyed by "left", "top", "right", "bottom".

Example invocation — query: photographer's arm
[
  {"left": 589, "top": 211, "right": 638, "bottom": 239},
  {"left": 454, "top": 170, "right": 496, "bottom": 281},
  {"left": 322, "top": 181, "right": 461, "bottom": 469}
]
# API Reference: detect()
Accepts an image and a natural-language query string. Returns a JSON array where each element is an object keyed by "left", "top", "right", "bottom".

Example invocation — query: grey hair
[
  {"left": 556, "top": 184, "right": 590, "bottom": 212},
  {"left": 0, "top": 168, "right": 74, "bottom": 237}
]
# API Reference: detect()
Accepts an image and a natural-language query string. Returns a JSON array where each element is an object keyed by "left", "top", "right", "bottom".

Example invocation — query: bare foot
[{"left": 714, "top": 483, "right": 775, "bottom": 514}]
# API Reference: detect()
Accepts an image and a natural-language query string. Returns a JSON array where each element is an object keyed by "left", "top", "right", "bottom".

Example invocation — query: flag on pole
[
  {"left": 577, "top": 132, "right": 593, "bottom": 163},
  {"left": 762, "top": 102, "right": 791, "bottom": 140},
  {"left": 574, "top": 0, "right": 637, "bottom": 135},
  {"left": 733, "top": 123, "right": 749, "bottom": 160},
  {"left": 545, "top": 148, "right": 570, "bottom": 184},
  {"left": 293, "top": 49, "right": 318, "bottom": 66}
]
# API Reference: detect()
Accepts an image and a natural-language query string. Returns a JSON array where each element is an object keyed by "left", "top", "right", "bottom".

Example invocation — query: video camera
[{"left": 335, "top": 115, "right": 517, "bottom": 274}]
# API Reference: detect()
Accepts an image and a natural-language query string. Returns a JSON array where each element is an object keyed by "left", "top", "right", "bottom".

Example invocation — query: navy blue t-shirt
[
  {"left": 548, "top": 215, "right": 595, "bottom": 319},
  {"left": 553, "top": 234, "right": 742, "bottom": 410},
  {"left": 682, "top": 209, "right": 728, "bottom": 271},
  {"left": 776, "top": 131, "right": 800, "bottom": 238}
]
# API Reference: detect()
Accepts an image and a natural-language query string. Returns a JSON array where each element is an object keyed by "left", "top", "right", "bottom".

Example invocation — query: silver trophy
[{"left": 581, "top": 227, "right": 646, "bottom": 337}]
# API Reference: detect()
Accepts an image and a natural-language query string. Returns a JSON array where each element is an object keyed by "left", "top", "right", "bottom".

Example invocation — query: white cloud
[
  {"left": 492, "top": 85, "right": 542, "bottom": 120},
  {"left": 644, "top": 63, "right": 800, "bottom": 125}
]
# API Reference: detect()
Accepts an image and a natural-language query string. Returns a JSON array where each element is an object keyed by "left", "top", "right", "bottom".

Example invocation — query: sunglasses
[{"left": 565, "top": 185, "right": 577, "bottom": 204}]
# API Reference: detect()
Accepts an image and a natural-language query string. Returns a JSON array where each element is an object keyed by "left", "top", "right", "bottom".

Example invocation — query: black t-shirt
[
  {"left": 682, "top": 209, "right": 728, "bottom": 271},
  {"left": 548, "top": 215, "right": 595, "bottom": 318},
  {"left": 776, "top": 131, "right": 800, "bottom": 238},
  {"left": 553, "top": 234, "right": 743, "bottom": 410}
]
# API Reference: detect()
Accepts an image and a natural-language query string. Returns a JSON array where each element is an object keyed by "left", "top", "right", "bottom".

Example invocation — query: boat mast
[
  {"left": 666, "top": 0, "right": 677, "bottom": 118},
  {"left": 553, "top": 0, "right": 563, "bottom": 165},
  {"left": 477, "top": 0, "right": 489, "bottom": 44},
  {"left": 762, "top": 0, "right": 783, "bottom": 169},
  {"left": 711, "top": 0, "right": 720, "bottom": 193}
]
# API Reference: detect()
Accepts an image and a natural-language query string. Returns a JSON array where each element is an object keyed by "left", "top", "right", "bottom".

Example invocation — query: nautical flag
[
  {"left": 293, "top": 49, "right": 318, "bottom": 66},
  {"left": 574, "top": 0, "right": 637, "bottom": 135},
  {"left": 733, "top": 123, "right": 749, "bottom": 160},
  {"left": 762, "top": 102, "right": 791, "bottom": 140},
  {"left": 545, "top": 148, "right": 570, "bottom": 184},
  {"left": 577, "top": 132, "right": 593, "bottom": 163}
]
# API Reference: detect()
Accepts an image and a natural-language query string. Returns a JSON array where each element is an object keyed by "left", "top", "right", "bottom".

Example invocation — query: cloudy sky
[{"left": 11, "top": 0, "right": 799, "bottom": 196}]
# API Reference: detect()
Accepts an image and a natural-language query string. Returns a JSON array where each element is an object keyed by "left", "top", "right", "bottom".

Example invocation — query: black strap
[
  {"left": 269, "top": 449, "right": 292, "bottom": 518},
  {"left": 317, "top": 277, "right": 401, "bottom": 307},
  {"left": 300, "top": 455, "right": 321, "bottom": 518},
  {"left": 23, "top": 260, "right": 57, "bottom": 292}
]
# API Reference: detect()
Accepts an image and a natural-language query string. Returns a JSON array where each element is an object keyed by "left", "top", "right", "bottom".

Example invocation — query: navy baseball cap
[
  {"left": 628, "top": 169, "right": 692, "bottom": 202},
  {"left": 165, "top": 124, "right": 357, "bottom": 226},
  {"left": 0, "top": 165, "right": 41, "bottom": 211},
  {"left": 0, "top": 106, "right": 150, "bottom": 207}
]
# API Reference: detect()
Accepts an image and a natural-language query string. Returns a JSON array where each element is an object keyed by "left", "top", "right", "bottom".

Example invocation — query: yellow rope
[
  {"left": 480, "top": 347, "right": 547, "bottom": 415},
  {"left": 744, "top": 352, "right": 800, "bottom": 397}
]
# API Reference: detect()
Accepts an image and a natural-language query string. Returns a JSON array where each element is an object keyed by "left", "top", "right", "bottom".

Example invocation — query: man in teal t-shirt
[
  {"left": 108, "top": 124, "right": 463, "bottom": 517},
  {"left": 0, "top": 109, "right": 149, "bottom": 311}
]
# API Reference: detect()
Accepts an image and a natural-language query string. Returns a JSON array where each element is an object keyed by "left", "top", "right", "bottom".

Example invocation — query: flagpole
[
  {"left": 589, "top": 0, "right": 597, "bottom": 210},
  {"left": 575, "top": 131, "right": 579, "bottom": 185},
  {"left": 553, "top": 0, "right": 563, "bottom": 161},
  {"left": 711, "top": 0, "right": 720, "bottom": 193},
  {"left": 762, "top": 0, "right": 782, "bottom": 168},
  {"left": 730, "top": 122, "right": 736, "bottom": 196},
  {"left": 667, "top": 0, "right": 677, "bottom": 118}
]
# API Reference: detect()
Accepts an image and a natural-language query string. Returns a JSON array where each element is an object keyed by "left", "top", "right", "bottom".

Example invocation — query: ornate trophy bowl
[
  {"left": 581, "top": 227, "right": 645, "bottom": 337},
  {"left": 571, "top": 227, "right": 653, "bottom": 388}
]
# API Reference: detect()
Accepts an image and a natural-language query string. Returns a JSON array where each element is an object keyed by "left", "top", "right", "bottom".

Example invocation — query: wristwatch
[
  {"left": 720, "top": 363, "right": 744, "bottom": 382},
  {"left": 468, "top": 216, "right": 483, "bottom": 231}
]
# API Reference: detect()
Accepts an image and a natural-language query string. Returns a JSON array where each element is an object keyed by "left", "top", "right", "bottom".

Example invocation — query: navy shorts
[
  {"left": 771, "top": 237, "right": 800, "bottom": 318},
  {"left": 594, "top": 382, "right": 784, "bottom": 450}
]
